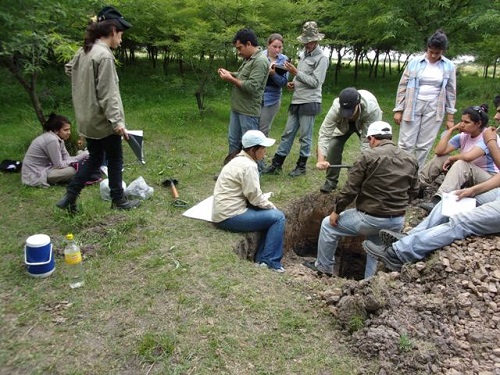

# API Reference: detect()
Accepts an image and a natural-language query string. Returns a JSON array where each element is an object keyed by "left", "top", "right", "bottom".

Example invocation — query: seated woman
[
  {"left": 212, "top": 130, "right": 286, "bottom": 272},
  {"left": 419, "top": 104, "right": 499, "bottom": 211},
  {"left": 22, "top": 113, "right": 89, "bottom": 187}
]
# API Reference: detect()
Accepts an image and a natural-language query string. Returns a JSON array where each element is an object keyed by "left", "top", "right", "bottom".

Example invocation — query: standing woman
[
  {"left": 259, "top": 34, "right": 289, "bottom": 137},
  {"left": 56, "top": 6, "right": 140, "bottom": 213},
  {"left": 22, "top": 113, "right": 89, "bottom": 187},
  {"left": 213, "top": 130, "right": 286, "bottom": 272},
  {"left": 393, "top": 29, "right": 457, "bottom": 167}
]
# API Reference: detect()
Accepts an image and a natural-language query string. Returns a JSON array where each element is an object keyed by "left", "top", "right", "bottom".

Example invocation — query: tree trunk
[{"left": 3, "top": 57, "right": 45, "bottom": 126}]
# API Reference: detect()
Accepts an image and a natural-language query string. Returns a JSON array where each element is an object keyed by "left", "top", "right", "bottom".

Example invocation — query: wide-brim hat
[
  {"left": 98, "top": 6, "right": 132, "bottom": 30},
  {"left": 297, "top": 21, "right": 324, "bottom": 43}
]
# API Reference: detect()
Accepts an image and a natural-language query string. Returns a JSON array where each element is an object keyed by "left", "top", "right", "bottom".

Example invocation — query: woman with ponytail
[{"left": 57, "top": 6, "right": 140, "bottom": 213}]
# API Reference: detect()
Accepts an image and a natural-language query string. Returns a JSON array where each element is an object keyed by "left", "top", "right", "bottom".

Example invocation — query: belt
[{"left": 359, "top": 209, "right": 405, "bottom": 218}]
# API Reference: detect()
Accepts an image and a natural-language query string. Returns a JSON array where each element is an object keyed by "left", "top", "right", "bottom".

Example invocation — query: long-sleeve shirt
[
  {"left": 291, "top": 45, "right": 329, "bottom": 104},
  {"left": 394, "top": 54, "right": 456, "bottom": 123},
  {"left": 65, "top": 39, "right": 126, "bottom": 139},
  {"left": 262, "top": 51, "right": 289, "bottom": 107},
  {"left": 230, "top": 48, "right": 270, "bottom": 117},
  {"left": 21, "top": 132, "right": 87, "bottom": 187},
  {"left": 212, "top": 151, "right": 275, "bottom": 222},
  {"left": 335, "top": 140, "right": 420, "bottom": 216},
  {"left": 317, "top": 89, "right": 382, "bottom": 157}
]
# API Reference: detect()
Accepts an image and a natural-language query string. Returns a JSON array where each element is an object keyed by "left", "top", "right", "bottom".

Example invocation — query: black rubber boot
[
  {"left": 289, "top": 156, "right": 308, "bottom": 177},
  {"left": 56, "top": 194, "right": 78, "bottom": 214},
  {"left": 261, "top": 154, "right": 286, "bottom": 175}
]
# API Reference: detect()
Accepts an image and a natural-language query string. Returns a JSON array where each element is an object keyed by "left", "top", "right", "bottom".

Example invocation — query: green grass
[{"left": 0, "top": 60, "right": 499, "bottom": 374}]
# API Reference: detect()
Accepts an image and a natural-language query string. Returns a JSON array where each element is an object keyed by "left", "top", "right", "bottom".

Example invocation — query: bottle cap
[{"left": 66, "top": 233, "right": 74, "bottom": 240}]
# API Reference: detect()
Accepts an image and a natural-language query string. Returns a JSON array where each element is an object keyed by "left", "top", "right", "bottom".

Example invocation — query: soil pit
[{"left": 232, "top": 192, "right": 368, "bottom": 280}]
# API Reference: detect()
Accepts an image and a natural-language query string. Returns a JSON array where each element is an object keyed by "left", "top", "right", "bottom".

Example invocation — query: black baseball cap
[
  {"left": 97, "top": 6, "right": 132, "bottom": 30},
  {"left": 339, "top": 87, "right": 361, "bottom": 118}
]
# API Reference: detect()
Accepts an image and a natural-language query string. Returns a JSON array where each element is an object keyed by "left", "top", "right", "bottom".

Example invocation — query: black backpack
[{"left": 0, "top": 159, "right": 22, "bottom": 172}]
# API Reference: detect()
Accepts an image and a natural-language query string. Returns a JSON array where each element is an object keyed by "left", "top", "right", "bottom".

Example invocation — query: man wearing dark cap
[
  {"left": 262, "top": 21, "right": 329, "bottom": 177},
  {"left": 303, "top": 121, "right": 419, "bottom": 279},
  {"left": 316, "top": 87, "right": 382, "bottom": 193},
  {"left": 57, "top": 6, "right": 140, "bottom": 213}
]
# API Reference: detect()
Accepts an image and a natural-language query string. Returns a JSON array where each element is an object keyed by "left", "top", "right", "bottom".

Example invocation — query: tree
[{"left": 0, "top": 0, "right": 83, "bottom": 126}]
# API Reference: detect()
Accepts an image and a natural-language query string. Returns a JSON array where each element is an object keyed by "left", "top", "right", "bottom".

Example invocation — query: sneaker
[
  {"left": 362, "top": 240, "right": 404, "bottom": 271},
  {"left": 319, "top": 182, "right": 336, "bottom": 194},
  {"left": 379, "top": 229, "right": 407, "bottom": 246},
  {"left": 273, "top": 267, "right": 286, "bottom": 273},
  {"left": 111, "top": 197, "right": 141, "bottom": 210},
  {"left": 255, "top": 262, "right": 268, "bottom": 268},
  {"left": 302, "top": 260, "right": 333, "bottom": 277}
]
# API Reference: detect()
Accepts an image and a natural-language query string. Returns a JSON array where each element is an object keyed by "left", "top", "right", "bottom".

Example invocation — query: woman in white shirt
[
  {"left": 393, "top": 30, "right": 457, "bottom": 167},
  {"left": 212, "top": 130, "right": 286, "bottom": 272}
]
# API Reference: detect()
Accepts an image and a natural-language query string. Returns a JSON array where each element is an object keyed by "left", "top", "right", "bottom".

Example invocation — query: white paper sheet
[
  {"left": 441, "top": 192, "right": 476, "bottom": 217},
  {"left": 182, "top": 195, "right": 214, "bottom": 222}
]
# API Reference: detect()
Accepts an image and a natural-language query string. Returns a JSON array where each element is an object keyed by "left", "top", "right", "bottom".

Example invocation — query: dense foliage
[{"left": 1, "top": 0, "right": 499, "bottom": 123}]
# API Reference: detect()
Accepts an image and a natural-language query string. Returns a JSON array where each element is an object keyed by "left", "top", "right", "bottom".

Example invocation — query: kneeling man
[{"left": 303, "top": 121, "right": 419, "bottom": 278}]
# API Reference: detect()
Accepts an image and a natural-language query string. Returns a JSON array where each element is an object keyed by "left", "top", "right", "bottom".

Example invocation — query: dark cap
[
  {"left": 97, "top": 6, "right": 132, "bottom": 30},
  {"left": 339, "top": 87, "right": 361, "bottom": 118}
]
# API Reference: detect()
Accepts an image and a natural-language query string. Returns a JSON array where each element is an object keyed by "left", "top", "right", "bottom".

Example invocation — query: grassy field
[{"left": 0, "top": 60, "right": 498, "bottom": 374}]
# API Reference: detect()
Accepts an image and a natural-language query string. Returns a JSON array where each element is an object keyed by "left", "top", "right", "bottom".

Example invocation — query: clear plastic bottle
[{"left": 64, "top": 233, "right": 84, "bottom": 289}]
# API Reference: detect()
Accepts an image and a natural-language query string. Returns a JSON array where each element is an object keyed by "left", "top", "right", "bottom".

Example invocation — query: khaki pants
[
  {"left": 47, "top": 167, "right": 76, "bottom": 185},
  {"left": 436, "top": 160, "right": 494, "bottom": 197},
  {"left": 419, "top": 155, "right": 448, "bottom": 187}
]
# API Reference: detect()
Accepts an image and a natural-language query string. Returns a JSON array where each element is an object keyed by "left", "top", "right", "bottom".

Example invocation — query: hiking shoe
[
  {"left": 362, "top": 240, "right": 404, "bottom": 271},
  {"left": 56, "top": 194, "right": 78, "bottom": 214},
  {"left": 319, "top": 182, "right": 336, "bottom": 194},
  {"left": 111, "top": 197, "right": 141, "bottom": 210},
  {"left": 379, "top": 229, "right": 407, "bottom": 246},
  {"left": 302, "top": 260, "right": 332, "bottom": 277},
  {"left": 418, "top": 202, "right": 437, "bottom": 213}
]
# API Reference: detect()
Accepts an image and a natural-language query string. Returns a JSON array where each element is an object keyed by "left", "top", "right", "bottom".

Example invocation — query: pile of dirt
[
  {"left": 321, "top": 233, "right": 500, "bottom": 374},
  {"left": 234, "top": 190, "right": 500, "bottom": 373}
]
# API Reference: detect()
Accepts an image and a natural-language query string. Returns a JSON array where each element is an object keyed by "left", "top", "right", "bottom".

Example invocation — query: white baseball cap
[
  {"left": 366, "top": 121, "right": 392, "bottom": 137},
  {"left": 242, "top": 130, "right": 276, "bottom": 148}
]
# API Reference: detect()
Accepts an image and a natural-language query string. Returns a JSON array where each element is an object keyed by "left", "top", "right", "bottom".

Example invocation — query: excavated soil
[{"left": 233, "top": 191, "right": 500, "bottom": 374}]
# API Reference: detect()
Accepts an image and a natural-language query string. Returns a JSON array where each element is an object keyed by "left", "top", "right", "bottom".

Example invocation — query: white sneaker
[
  {"left": 273, "top": 267, "right": 285, "bottom": 273},
  {"left": 255, "top": 262, "right": 268, "bottom": 268}
]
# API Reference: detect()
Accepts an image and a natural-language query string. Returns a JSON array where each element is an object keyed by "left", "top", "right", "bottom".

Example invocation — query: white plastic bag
[
  {"left": 125, "top": 176, "right": 154, "bottom": 200},
  {"left": 100, "top": 179, "right": 127, "bottom": 201}
]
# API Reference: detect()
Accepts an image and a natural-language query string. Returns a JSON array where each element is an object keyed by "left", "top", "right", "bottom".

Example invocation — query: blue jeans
[
  {"left": 275, "top": 112, "right": 316, "bottom": 157},
  {"left": 67, "top": 134, "right": 124, "bottom": 201},
  {"left": 316, "top": 209, "right": 404, "bottom": 278},
  {"left": 215, "top": 208, "right": 286, "bottom": 270},
  {"left": 394, "top": 187, "right": 500, "bottom": 262},
  {"left": 228, "top": 110, "right": 259, "bottom": 154}
]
